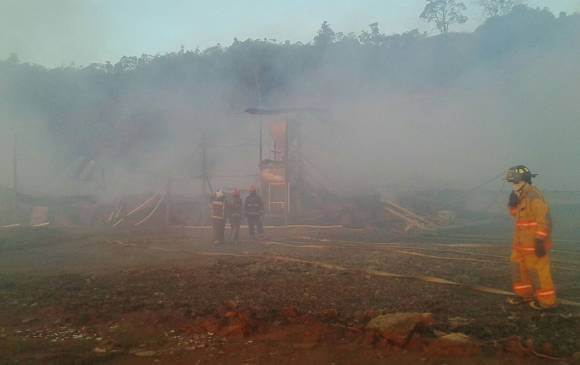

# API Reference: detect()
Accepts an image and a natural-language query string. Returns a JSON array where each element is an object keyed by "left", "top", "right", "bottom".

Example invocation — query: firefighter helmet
[{"left": 506, "top": 165, "right": 537, "bottom": 184}]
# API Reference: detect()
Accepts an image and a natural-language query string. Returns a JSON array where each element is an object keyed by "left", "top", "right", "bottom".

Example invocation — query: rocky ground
[{"left": 0, "top": 226, "right": 579, "bottom": 364}]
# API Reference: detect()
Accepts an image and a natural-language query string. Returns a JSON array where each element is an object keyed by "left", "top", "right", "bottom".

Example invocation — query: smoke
[
  {"left": 0, "top": 0, "right": 106, "bottom": 67},
  {"left": 1, "top": 7, "right": 579, "bottom": 206},
  {"left": 294, "top": 11, "right": 580, "bottom": 194}
]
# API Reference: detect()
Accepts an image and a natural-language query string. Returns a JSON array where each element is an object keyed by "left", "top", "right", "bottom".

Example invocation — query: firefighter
[
  {"left": 228, "top": 188, "right": 243, "bottom": 244},
  {"left": 244, "top": 185, "right": 264, "bottom": 239},
  {"left": 211, "top": 190, "right": 226, "bottom": 244},
  {"left": 505, "top": 165, "right": 556, "bottom": 310}
]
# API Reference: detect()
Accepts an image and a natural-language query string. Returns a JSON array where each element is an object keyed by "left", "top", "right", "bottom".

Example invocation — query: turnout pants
[
  {"left": 212, "top": 218, "right": 225, "bottom": 243},
  {"left": 230, "top": 218, "right": 241, "bottom": 243},
  {"left": 511, "top": 250, "right": 556, "bottom": 307},
  {"left": 247, "top": 215, "right": 263, "bottom": 237}
]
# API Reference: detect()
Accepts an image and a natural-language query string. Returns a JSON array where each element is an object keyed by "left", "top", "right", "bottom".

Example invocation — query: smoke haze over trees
[
  {"left": 479, "top": 0, "right": 527, "bottom": 18},
  {"left": 1, "top": 5, "right": 579, "bottom": 200}
]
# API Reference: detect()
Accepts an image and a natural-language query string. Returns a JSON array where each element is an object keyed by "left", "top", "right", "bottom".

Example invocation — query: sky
[{"left": 1, "top": 0, "right": 578, "bottom": 67}]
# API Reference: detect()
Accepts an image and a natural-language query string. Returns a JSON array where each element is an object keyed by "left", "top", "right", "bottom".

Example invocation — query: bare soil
[{"left": 0, "top": 226, "right": 579, "bottom": 365}]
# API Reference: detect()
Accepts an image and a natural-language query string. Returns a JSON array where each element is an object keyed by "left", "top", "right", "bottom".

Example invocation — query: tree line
[{"left": 0, "top": 4, "right": 578, "bottom": 186}]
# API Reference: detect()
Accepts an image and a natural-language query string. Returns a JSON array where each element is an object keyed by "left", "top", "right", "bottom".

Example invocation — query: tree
[
  {"left": 479, "top": 0, "right": 524, "bottom": 18},
  {"left": 313, "top": 21, "right": 336, "bottom": 47},
  {"left": 420, "top": 0, "right": 468, "bottom": 33},
  {"left": 359, "top": 22, "right": 385, "bottom": 46}
]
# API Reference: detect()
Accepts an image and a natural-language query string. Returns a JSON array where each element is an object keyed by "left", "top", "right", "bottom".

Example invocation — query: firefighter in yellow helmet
[{"left": 505, "top": 165, "right": 556, "bottom": 310}]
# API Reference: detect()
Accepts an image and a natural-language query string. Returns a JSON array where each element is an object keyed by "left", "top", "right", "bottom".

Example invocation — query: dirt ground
[{"left": 0, "top": 225, "right": 579, "bottom": 365}]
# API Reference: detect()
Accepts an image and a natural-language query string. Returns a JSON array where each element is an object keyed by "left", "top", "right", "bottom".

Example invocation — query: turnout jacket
[
  {"left": 211, "top": 198, "right": 226, "bottom": 220},
  {"left": 510, "top": 184, "right": 552, "bottom": 253},
  {"left": 228, "top": 196, "right": 243, "bottom": 222},
  {"left": 244, "top": 193, "right": 264, "bottom": 217}
]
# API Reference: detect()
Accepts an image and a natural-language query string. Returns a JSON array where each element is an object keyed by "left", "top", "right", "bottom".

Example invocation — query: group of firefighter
[
  {"left": 210, "top": 185, "right": 264, "bottom": 244},
  {"left": 208, "top": 166, "right": 558, "bottom": 311}
]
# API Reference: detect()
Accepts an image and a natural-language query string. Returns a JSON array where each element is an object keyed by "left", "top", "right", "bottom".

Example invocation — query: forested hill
[{"left": 1, "top": 5, "right": 579, "bottom": 195}]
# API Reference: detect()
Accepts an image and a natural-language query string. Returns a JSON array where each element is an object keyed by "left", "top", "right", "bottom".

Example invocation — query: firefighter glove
[
  {"left": 535, "top": 239, "right": 546, "bottom": 258},
  {"left": 508, "top": 191, "right": 519, "bottom": 208}
]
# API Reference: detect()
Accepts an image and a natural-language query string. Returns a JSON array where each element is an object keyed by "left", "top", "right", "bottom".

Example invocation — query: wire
[
  {"left": 481, "top": 180, "right": 508, "bottom": 213},
  {"left": 211, "top": 174, "right": 259, "bottom": 178},
  {"left": 207, "top": 141, "right": 259, "bottom": 149},
  {"left": 464, "top": 172, "right": 505, "bottom": 195}
]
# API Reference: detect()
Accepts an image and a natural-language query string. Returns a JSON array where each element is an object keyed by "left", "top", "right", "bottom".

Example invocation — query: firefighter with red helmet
[
  {"left": 244, "top": 185, "right": 264, "bottom": 239},
  {"left": 505, "top": 165, "right": 556, "bottom": 310}
]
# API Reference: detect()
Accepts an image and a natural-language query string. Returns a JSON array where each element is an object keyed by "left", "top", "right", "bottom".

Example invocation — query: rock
[
  {"left": 224, "top": 299, "right": 239, "bottom": 309},
  {"left": 134, "top": 350, "right": 157, "bottom": 357},
  {"left": 200, "top": 318, "right": 221, "bottom": 334},
  {"left": 282, "top": 305, "right": 299, "bottom": 319},
  {"left": 321, "top": 309, "right": 338, "bottom": 321},
  {"left": 438, "top": 333, "right": 475, "bottom": 344},
  {"left": 502, "top": 336, "right": 526, "bottom": 356},
  {"left": 21, "top": 317, "right": 38, "bottom": 325},
  {"left": 224, "top": 311, "right": 238, "bottom": 319},
  {"left": 427, "top": 333, "right": 481, "bottom": 356},
  {"left": 219, "top": 319, "right": 247, "bottom": 337},
  {"left": 93, "top": 347, "right": 107, "bottom": 353},
  {"left": 448, "top": 317, "right": 472, "bottom": 329},
  {"left": 366, "top": 313, "right": 433, "bottom": 346},
  {"left": 540, "top": 342, "right": 554, "bottom": 356},
  {"left": 433, "top": 330, "right": 446, "bottom": 337}
]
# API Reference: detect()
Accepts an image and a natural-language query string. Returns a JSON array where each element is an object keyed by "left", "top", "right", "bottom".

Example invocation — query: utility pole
[
  {"left": 199, "top": 131, "right": 213, "bottom": 225},
  {"left": 12, "top": 129, "right": 19, "bottom": 219},
  {"left": 291, "top": 116, "right": 302, "bottom": 219},
  {"left": 254, "top": 68, "right": 263, "bottom": 171},
  {"left": 164, "top": 179, "right": 172, "bottom": 228},
  {"left": 200, "top": 132, "right": 213, "bottom": 196},
  {"left": 259, "top": 119, "right": 263, "bottom": 166},
  {"left": 13, "top": 131, "right": 18, "bottom": 193},
  {"left": 284, "top": 117, "right": 290, "bottom": 224}
]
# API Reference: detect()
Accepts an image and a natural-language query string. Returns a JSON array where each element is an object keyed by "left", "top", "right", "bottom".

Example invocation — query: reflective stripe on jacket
[{"left": 211, "top": 200, "right": 225, "bottom": 220}]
